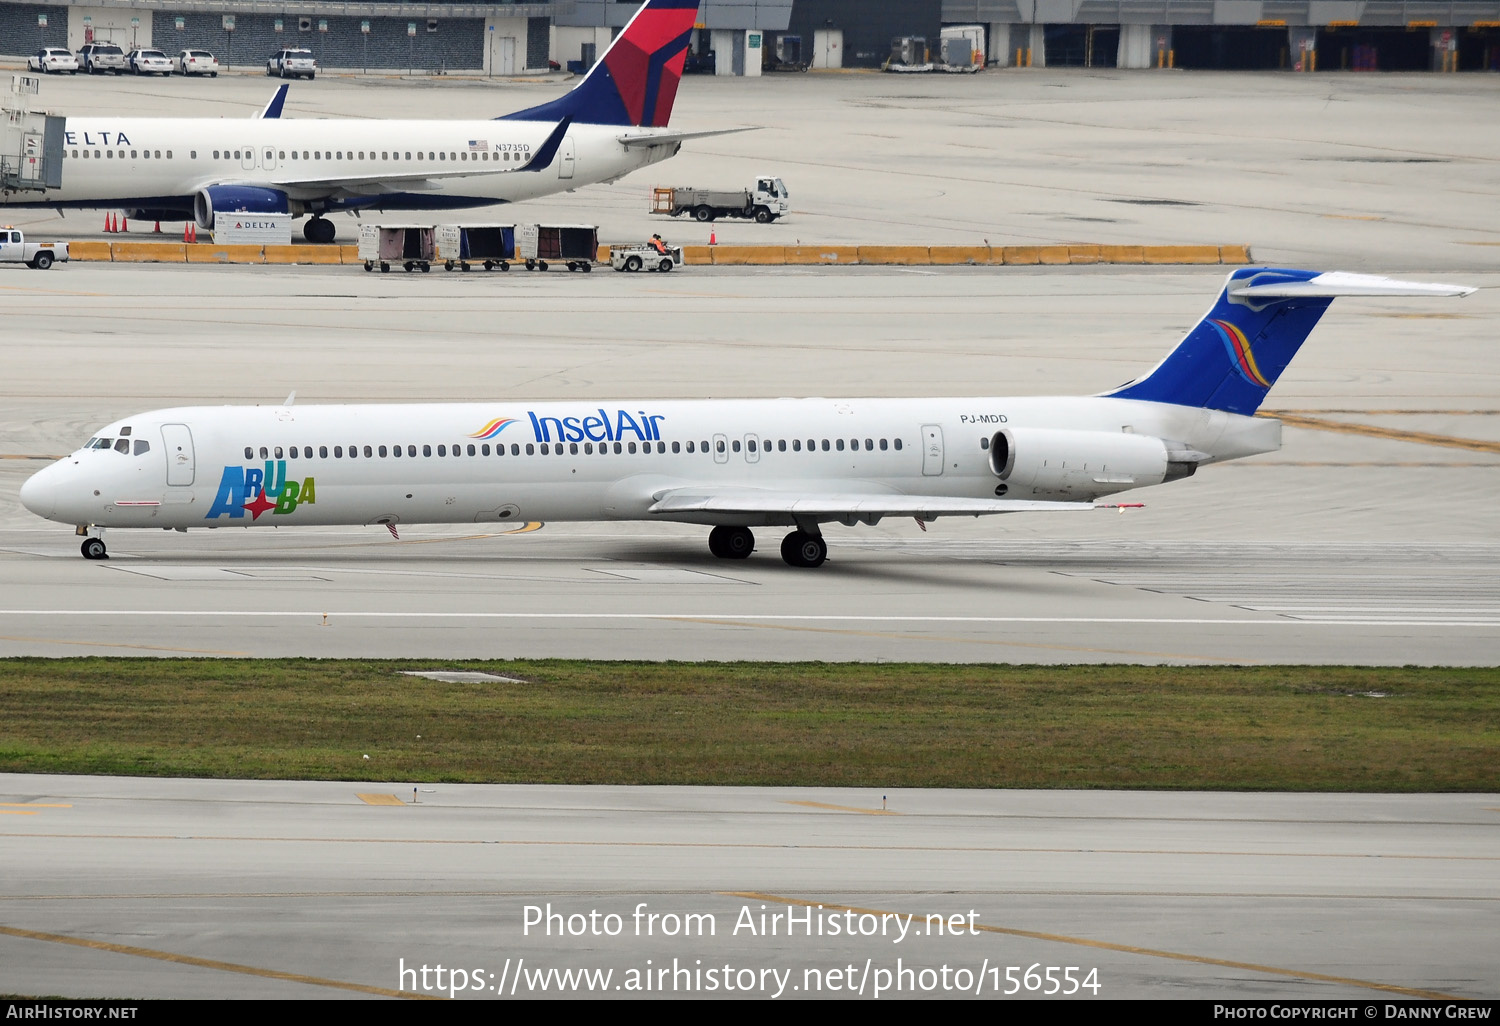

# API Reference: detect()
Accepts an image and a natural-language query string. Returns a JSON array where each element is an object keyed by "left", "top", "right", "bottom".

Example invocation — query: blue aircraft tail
[
  {"left": 1106, "top": 268, "right": 1339, "bottom": 415},
  {"left": 499, "top": 0, "right": 700, "bottom": 127}
]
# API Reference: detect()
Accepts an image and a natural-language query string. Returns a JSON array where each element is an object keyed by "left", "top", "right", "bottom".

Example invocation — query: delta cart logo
[
  {"left": 205, "top": 460, "right": 316, "bottom": 520},
  {"left": 1209, "top": 318, "right": 1271, "bottom": 389},
  {"left": 472, "top": 410, "right": 668, "bottom": 444}
]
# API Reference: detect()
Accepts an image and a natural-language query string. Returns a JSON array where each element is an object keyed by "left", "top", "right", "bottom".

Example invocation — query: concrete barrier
[
  {"left": 1219, "top": 244, "right": 1252, "bottom": 264},
  {"left": 680, "top": 246, "right": 714, "bottom": 265},
  {"left": 1099, "top": 245, "right": 1146, "bottom": 264},
  {"left": 264, "top": 245, "right": 345, "bottom": 265},
  {"left": 1038, "top": 246, "right": 1073, "bottom": 265},
  {"left": 710, "top": 245, "right": 786, "bottom": 266},
  {"left": 339, "top": 245, "right": 363, "bottom": 264},
  {"left": 999, "top": 247, "right": 1041, "bottom": 265},
  {"left": 67, "top": 241, "right": 112, "bottom": 262},
  {"left": 784, "top": 246, "right": 858, "bottom": 264},
  {"left": 926, "top": 246, "right": 991, "bottom": 265},
  {"left": 857, "top": 245, "right": 930, "bottom": 265},
  {"left": 186, "top": 245, "right": 266, "bottom": 264},
  {"left": 110, "top": 242, "right": 186, "bottom": 262},
  {"left": 1142, "top": 245, "right": 1223, "bottom": 265},
  {"left": 1067, "top": 245, "right": 1102, "bottom": 264}
]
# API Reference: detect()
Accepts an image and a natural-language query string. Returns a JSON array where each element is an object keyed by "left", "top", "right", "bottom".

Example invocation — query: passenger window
[
  {"left": 466, "top": 444, "right": 476, "bottom": 456},
  {"left": 865, "top": 439, "right": 874, "bottom": 450},
  {"left": 319, "top": 446, "right": 328, "bottom": 458},
  {"left": 821, "top": 440, "right": 830, "bottom": 451},
  {"left": 133, "top": 440, "right": 150, "bottom": 456},
  {"left": 836, "top": 439, "right": 845, "bottom": 451},
  {"left": 894, "top": 438, "right": 903, "bottom": 451},
  {"left": 511, "top": 444, "right": 520, "bottom": 455},
  {"left": 379, "top": 445, "right": 388, "bottom": 457},
  {"left": 131, "top": 150, "right": 137, "bottom": 159},
  {"left": 259, "top": 446, "right": 269, "bottom": 459},
  {"left": 671, "top": 441, "right": 680, "bottom": 453},
  {"left": 570, "top": 443, "right": 579, "bottom": 455},
  {"left": 364, "top": 445, "right": 373, "bottom": 457},
  {"left": 424, "top": 444, "right": 433, "bottom": 457},
  {"left": 407, "top": 445, "right": 416, "bottom": 457},
  {"left": 747, "top": 439, "right": 756, "bottom": 452},
  {"left": 275, "top": 447, "right": 284, "bottom": 459},
  {"left": 287, "top": 446, "right": 297, "bottom": 460},
  {"left": 778, "top": 440, "right": 786, "bottom": 452},
  {"left": 716, "top": 440, "right": 726, "bottom": 453},
  {"left": 334, "top": 446, "right": 342, "bottom": 458},
  {"left": 657, "top": 442, "right": 666, "bottom": 454},
  {"left": 880, "top": 438, "right": 888, "bottom": 451},
  {"left": 539, "top": 443, "right": 549, "bottom": 455},
  {"left": 244, "top": 447, "right": 253, "bottom": 459},
  {"left": 613, "top": 442, "right": 623, "bottom": 454},
  {"left": 628, "top": 442, "right": 637, "bottom": 454}
]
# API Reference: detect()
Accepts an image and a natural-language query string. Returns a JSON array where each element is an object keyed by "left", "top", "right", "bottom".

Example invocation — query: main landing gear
[
  {"left": 303, "top": 216, "right": 336, "bottom": 245},
  {"left": 706, "top": 526, "right": 828, "bottom": 568}
]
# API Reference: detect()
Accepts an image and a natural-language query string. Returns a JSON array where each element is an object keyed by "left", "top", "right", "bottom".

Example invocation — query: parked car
[
  {"left": 77, "top": 43, "right": 128, "bottom": 75},
  {"left": 127, "top": 49, "right": 174, "bottom": 76},
  {"left": 28, "top": 48, "right": 78, "bottom": 74},
  {"left": 176, "top": 50, "right": 220, "bottom": 77},
  {"left": 266, "top": 49, "right": 316, "bottom": 80}
]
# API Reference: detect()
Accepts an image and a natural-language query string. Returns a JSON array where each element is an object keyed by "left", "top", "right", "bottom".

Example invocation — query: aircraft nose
[{"left": 19, "top": 463, "right": 62, "bottom": 519}]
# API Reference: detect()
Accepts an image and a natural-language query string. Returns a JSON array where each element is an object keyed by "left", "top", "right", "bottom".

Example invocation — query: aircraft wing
[
  {"left": 262, "top": 116, "right": 573, "bottom": 195},
  {"left": 617, "top": 126, "right": 758, "bottom": 149},
  {"left": 648, "top": 487, "right": 1108, "bottom": 520}
]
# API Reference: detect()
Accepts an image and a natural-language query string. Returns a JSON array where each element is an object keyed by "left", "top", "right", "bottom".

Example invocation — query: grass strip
[{"left": 0, "top": 660, "right": 1496, "bottom": 790}]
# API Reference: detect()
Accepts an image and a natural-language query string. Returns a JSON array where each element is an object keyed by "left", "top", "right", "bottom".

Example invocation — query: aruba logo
[{"left": 205, "top": 460, "right": 316, "bottom": 520}]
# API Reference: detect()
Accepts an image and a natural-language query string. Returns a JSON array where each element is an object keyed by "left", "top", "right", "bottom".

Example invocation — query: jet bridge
[{"left": 1, "top": 76, "right": 65, "bottom": 196}]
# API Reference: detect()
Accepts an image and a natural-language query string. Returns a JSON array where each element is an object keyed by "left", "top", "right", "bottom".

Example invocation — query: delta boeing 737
[
  {"left": 0, "top": 0, "right": 718, "bottom": 243},
  {"left": 19, "top": 269, "right": 1474, "bottom": 566}
]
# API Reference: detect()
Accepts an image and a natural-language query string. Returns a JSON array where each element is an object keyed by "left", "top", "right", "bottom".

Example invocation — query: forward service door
[{"left": 160, "top": 424, "right": 195, "bottom": 487}]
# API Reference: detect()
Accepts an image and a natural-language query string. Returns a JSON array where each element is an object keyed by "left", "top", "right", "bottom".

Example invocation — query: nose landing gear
[{"left": 80, "top": 537, "right": 107, "bottom": 560}]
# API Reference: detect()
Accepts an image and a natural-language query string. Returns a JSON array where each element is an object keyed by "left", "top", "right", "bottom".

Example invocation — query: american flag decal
[{"left": 468, "top": 139, "right": 488, "bottom": 150}]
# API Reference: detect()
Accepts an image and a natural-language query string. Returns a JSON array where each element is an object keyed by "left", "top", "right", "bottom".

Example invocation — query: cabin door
[
  {"left": 160, "top": 424, "right": 195, "bottom": 487},
  {"left": 921, "top": 424, "right": 944, "bottom": 476}
]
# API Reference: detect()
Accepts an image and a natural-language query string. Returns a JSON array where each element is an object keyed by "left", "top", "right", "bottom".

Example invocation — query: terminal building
[{"left": 0, "top": 0, "right": 1496, "bottom": 74}]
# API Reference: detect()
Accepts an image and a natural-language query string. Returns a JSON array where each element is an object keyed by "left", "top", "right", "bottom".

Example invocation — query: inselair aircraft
[
  {"left": 0, "top": 0, "right": 715, "bottom": 243},
  {"left": 19, "top": 269, "right": 1474, "bottom": 567}
]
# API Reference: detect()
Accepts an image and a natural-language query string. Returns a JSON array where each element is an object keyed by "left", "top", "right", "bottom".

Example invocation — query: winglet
[
  {"left": 256, "top": 84, "right": 289, "bottom": 120},
  {"left": 517, "top": 117, "right": 572, "bottom": 173}
]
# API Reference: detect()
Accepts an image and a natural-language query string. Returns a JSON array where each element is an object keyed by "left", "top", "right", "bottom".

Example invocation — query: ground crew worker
[{"left": 649, "top": 234, "right": 669, "bottom": 255}]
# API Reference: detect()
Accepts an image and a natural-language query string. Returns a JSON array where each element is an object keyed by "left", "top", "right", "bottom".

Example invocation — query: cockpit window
[
  {"left": 89, "top": 438, "right": 113, "bottom": 450},
  {"left": 133, "top": 440, "right": 150, "bottom": 456},
  {"left": 114, "top": 439, "right": 130, "bottom": 454}
]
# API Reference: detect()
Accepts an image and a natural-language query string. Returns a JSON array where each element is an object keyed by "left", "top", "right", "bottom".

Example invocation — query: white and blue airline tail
[{"left": 19, "top": 269, "right": 1474, "bottom": 567}]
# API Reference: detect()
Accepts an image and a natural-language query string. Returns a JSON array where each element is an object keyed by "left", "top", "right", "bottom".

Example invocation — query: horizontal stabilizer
[
  {"left": 618, "top": 126, "right": 758, "bottom": 149},
  {"left": 1230, "top": 271, "right": 1476, "bottom": 299}
]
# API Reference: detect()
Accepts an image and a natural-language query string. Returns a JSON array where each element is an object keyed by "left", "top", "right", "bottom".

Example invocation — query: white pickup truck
[{"left": 0, "top": 229, "right": 67, "bottom": 269}]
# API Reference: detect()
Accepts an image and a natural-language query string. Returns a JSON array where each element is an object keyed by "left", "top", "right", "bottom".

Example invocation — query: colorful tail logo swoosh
[
  {"left": 469, "top": 418, "right": 518, "bottom": 440},
  {"left": 1210, "top": 319, "right": 1271, "bottom": 389}
]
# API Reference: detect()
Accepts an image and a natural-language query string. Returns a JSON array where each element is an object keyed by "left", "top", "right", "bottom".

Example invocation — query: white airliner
[
  {"left": 0, "top": 0, "right": 714, "bottom": 244},
  {"left": 18, "top": 269, "right": 1474, "bottom": 567}
]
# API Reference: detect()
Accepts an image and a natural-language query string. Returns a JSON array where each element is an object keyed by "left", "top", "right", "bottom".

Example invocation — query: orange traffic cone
[
  {"left": 189, "top": 221, "right": 197, "bottom": 243},
  {"left": 120, "top": 215, "right": 128, "bottom": 232},
  {"left": 184, "top": 221, "right": 196, "bottom": 243},
  {"left": 153, "top": 220, "right": 161, "bottom": 234},
  {"left": 104, "top": 212, "right": 114, "bottom": 233},
  {"left": 709, "top": 229, "right": 717, "bottom": 246}
]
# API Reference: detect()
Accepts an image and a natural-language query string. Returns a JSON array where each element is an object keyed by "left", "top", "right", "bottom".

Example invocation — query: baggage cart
[
  {"left": 357, "top": 224, "right": 434, "bottom": 272},
  {"left": 435, "top": 224, "right": 516, "bottom": 271}
]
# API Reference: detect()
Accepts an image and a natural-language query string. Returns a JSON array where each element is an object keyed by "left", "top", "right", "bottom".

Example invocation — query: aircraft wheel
[
  {"left": 625, "top": 255, "right": 642, "bottom": 272},
  {"left": 780, "top": 531, "right": 827, "bottom": 568},
  {"left": 708, "top": 525, "right": 754, "bottom": 560},
  {"left": 658, "top": 258, "right": 673, "bottom": 273},
  {"left": 303, "top": 217, "right": 336, "bottom": 244},
  {"left": 80, "top": 538, "right": 107, "bottom": 561}
]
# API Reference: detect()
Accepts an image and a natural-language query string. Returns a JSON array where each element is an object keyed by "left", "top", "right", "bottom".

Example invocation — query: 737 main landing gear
[{"left": 707, "top": 526, "right": 828, "bottom": 567}]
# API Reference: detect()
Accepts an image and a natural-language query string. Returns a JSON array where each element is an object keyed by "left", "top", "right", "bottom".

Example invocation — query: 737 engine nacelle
[
  {"left": 193, "top": 186, "right": 300, "bottom": 230},
  {"left": 989, "top": 426, "right": 1196, "bottom": 499}
]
